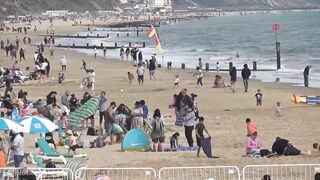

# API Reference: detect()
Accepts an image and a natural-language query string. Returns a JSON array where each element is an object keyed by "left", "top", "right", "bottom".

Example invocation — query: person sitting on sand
[
  {"left": 151, "top": 109, "right": 165, "bottom": 152},
  {"left": 246, "top": 131, "right": 262, "bottom": 156},
  {"left": 213, "top": 75, "right": 225, "bottom": 88},
  {"left": 272, "top": 137, "right": 301, "bottom": 156},
  {"left": 18, "top": 162, "right": 36, "bottom": 180}
]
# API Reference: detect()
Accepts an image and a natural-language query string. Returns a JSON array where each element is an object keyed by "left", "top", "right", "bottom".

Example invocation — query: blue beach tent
[{"left": 122, "top": 129, "right": 151, "bottom": 152}]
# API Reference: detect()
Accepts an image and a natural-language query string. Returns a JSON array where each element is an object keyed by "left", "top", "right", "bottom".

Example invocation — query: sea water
[{"left": 56, "top": 11, "right": 320, "bottom": 87}]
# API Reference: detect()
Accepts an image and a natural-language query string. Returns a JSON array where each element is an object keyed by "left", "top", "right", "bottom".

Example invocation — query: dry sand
[{"left": 1, "top": 19, "right": 319, "bottom": 171}]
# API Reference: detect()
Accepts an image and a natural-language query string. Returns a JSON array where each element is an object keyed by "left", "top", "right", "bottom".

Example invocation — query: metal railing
[
  {"left": 75, "top": 167, "right": 157, "bottom": 180},
  {"left": 158, "top": 166, "right": 241, "bottom": 180},
  {"left": 242, "top": 164, "right": 320, "bottom": 180}
]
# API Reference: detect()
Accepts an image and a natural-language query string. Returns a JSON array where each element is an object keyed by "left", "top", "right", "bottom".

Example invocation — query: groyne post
[
  {"left": 205, "top": 63, "right": 209, "bottom": 71},
  {"left": 253, "top": 61, "right": 257, "bottom": 71},
  {"left": 276, "top": 42, "right": 281, "bottom": 69}
]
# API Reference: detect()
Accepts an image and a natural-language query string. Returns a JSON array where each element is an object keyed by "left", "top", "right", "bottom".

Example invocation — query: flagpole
[{"left": 162, "top": 54, "right": 165, "bottom": 81}]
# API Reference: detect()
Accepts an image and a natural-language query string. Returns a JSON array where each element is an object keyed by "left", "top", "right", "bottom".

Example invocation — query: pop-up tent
[{"left": 122, "top": 129, "right": 151, "bottom": 152}]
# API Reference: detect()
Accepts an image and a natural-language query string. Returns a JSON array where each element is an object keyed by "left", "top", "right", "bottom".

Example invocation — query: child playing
[
  {"left": 255, "top": 89, "right": 263, "bottom": 110},
  {"left": 174, "top": 75, "right": 180, "bottom": 88},
  {"left": 58, "top": 73, "right": 65, "bottom": 84},
  {"left": 170, "top": 132, "right": 179, "bottom": 149},
  {"left": 60, "top": 112, "right": 68, "bottom": 136},
  {"left": 275, "top": 102, "right": 282, "bottom": 120},
  {"left": 127, "top": 72, "right": 134, "bottom": 85},
  {"left": 195, "top": 117, "right": 211, "bottom": 157},
  {"left": 246, "top": 118, "right": 256, "bottom": 137}
]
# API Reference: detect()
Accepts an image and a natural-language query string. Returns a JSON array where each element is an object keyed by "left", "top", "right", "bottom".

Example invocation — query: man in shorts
[
  {"left": 104, "top": 102, "right": 117, "bottom": 145},
  {"left": 136, "top": 63, "right": 144, "bottom": 86}
]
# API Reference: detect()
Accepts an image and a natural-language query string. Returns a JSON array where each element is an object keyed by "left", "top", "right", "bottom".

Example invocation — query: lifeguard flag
[
  {"left": 147, "top": 25, "right": 163, "bottom": 55},
  {"left": 147, "top": 26, "right": 156, "bottom": 38}
]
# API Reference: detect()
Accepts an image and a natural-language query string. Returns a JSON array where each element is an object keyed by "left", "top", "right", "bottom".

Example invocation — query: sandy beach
[{"left": 1, "top": 19, "right": 320, "bottom": 172}]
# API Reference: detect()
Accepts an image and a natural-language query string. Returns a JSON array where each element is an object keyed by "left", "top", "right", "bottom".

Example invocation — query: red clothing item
[{"left": 247, "top": 122, "right": 256, "bottom": 136}]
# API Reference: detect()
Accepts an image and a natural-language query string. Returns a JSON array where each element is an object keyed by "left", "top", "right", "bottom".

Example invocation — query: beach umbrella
[
  {"left": 16, "top": 116, "right": 58, "bottom": 133},
  {"left": 0, "top": 117, "right": 23, "bottom": 131}
]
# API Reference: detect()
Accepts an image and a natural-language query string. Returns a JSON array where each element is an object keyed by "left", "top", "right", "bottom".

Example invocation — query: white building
[
  {"left": 43, "top": 10, "right": 68, "bottom": 17},
  {"left": 146, "top": 0, "right": 172, "bottom": 7}
]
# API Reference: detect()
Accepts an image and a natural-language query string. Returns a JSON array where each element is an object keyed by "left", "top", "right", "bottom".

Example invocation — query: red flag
[{"left": 272, "top": 24, "right": 280, "bottom": 31}]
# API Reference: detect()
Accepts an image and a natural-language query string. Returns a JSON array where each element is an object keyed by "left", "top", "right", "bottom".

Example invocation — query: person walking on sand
[
  {"left": 104, "top": 102, "right": 116, "bottom": 145},
  {"left": 151, "top": 109, "right": 165, "bottom": 152},
  {"left": 195, "top": 117, "right": 211, "bottom": 157},
  {"left": 127, "top": 72, "right": 134, "bottom": 85},
  {"left": 195, "top": 67, "right": 203, "bottom": 86},
  {"left": 149, "top": 59, "right": 156, "bottom": 80},
  {"left": 241, "top": 64, "right": 251, "bottom": 92},
  {"left": 94, "top": 47, "right": 98, "bottom": 59},
  {"left": 103, "top": 47, "right": 107, "bottom": 59},
  {"left": 120, "top": 46, "right": 125, "bottom": 60},
  {"left": 303, "top": 65, "right": 311, "bottom": 87},
  {"left": 216, "top": 62, "right": 220, "bottom": 75},
  {"left": 198, "top": 58, "right": 203, "bottom": 69},
  {"left": 136, "top": 63, "right": 145, "bottom": 85},
  {"left": 60, "top": 56, "right": 67, "bottom": 71},
  {"left": 255, "top": 89, "right": 263, "bottom": 110},
  {"left": 125, "top": 47, "right": 130, "bottom": 61},
  {"left": 230, "top": 66, "right": 237, "bottom": 92},
  {"left": 99, "top": 91, "right": 108, "bottom": 129}
]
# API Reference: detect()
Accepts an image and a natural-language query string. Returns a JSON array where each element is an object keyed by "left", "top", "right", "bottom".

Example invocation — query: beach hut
[{"left": 122, "top": 129, "right": 151, "bottom": 152}]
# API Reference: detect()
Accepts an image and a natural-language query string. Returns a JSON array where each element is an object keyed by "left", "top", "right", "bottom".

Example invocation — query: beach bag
[{"left": 260, "top": 149, "right": 272, "bottom": 157}]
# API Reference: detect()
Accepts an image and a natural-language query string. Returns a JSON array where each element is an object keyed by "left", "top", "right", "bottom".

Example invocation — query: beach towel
[
  {"left": 163, "top": 146, "right": 199, "bottom": 152},
  {"left": 201, "top": 137, "right": 220, "bottom": 158}
]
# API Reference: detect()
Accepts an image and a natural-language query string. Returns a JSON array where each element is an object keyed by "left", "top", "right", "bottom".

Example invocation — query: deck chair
[
  {"left": 30, "top": 153, "right": 67, "bottom": 167},
  {"left": 36, "top": 138, "right": 86, "bottom": 158}
]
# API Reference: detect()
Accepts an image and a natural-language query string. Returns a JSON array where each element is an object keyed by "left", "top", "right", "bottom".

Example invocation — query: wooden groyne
[{"left": 54, "top": 42, "right": 145, "bottom": 49}]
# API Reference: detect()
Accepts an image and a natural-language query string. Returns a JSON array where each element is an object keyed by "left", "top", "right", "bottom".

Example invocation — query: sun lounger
[
  {"left": 30, "top": 153, "right": 67, "bottom": 166},
  {"left": 36, "top": 138, "right": 86, "bottom": 158}
]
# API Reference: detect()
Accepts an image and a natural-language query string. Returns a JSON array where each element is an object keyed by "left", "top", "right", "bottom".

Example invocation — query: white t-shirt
[
  {"left": 41, "top": 62, "right": 48, "bottom": 70},
  {"left": 137, "top": 66, "right": 144, "bottom": 76},
  {"left": 88, "top": 72, "right": 96, "bottom": 83},
  {"left": 33, "top": 54, "right": 38, "bottom": 61},
  {"left": 174, "top": 77, "right": 180, "bottom": 84},
  {"left": 61, "top": 57, "right": 68, "bottom": 65},
  {"left": 13, "top": 134, "right": 24, "bottom": 156}
]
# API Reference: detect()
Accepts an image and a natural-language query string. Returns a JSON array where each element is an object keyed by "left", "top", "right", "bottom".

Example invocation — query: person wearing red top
[{"left": 246, "top": 118, "right": 256, "bottom": 137}]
